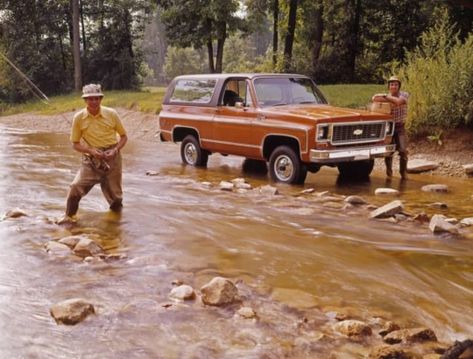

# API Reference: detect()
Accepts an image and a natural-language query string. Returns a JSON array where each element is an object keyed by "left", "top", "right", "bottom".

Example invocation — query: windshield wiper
[
  {"left": 271, "top": 102, "right": 288, "bottom": 106},
  {"left": 297, "top": 101, "right": 316, "bottom": 104}
]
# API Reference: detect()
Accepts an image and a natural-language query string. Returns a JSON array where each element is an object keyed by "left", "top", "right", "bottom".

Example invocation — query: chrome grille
[{"left": 331, "top": 122, "right": 385, "bottom": 145}]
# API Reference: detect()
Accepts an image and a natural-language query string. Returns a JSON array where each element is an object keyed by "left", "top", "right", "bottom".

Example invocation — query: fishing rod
[{"left": 0, "top": 51, "right": 50, "bottom": 105}]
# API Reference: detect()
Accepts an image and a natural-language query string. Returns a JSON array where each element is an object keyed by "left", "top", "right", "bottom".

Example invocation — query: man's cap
[
  {"left": 387, "top": 76, "right": 401, "bottom": 84},
  {"left": 82, "top": 84, "right": 104, "bottom": 98}
]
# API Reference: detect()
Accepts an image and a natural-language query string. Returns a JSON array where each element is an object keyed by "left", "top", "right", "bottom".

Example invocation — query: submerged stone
[
  {"left": 45, "top": 241, "right": 72, "bottom": 256},
  {"left": 200, "top": 277, "right": 239, "bottom": 306},
  {"left": 73, "top": 237, "right": 104, "bottom": 257},
  {"left": 218, "top": 181, "right": 234, "bottom": 191},
  {"left": 50, "top": 298, "right": 95, "bottom": 325},
  {"left": 383, "top": 327, "right": 437, "bottom": 344}
]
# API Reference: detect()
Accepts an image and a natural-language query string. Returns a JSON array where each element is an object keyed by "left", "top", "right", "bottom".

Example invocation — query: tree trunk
[
  {"left": 347, "top": 0, "right": 362, "bottom": 82},
  {"left": 80, "top": 0, "right": 87, "bottom": 55},
  {"left": 215, "top": 22, "right": 226, "bottom": 73},
  {"left": 205, "top": 19, "right": 215, "bottom": 73},
  {"left": 283, "top": 0, "right": 298, "bottom": 72},
  {"left": 311, "top": 3, "right": 324, "bottom": 76},
  {"left": 71, "top": 0, "right": 82, "bottom": 91},
  {"left": 272, "top": 0, "right": 279, "bottom": 66}
]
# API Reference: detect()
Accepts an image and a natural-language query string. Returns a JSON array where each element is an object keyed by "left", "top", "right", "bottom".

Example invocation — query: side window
[
  {"left": 170, "top": 79, "right": 216, "bottom": 103},
  {"left": 221, "top": 79, "right": 247, "bottom": 107}
]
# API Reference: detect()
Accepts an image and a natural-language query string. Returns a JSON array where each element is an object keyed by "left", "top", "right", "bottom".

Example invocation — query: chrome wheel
[
  {"left": 183, "top": 142, "right": 197, "bottom": 165},
  {"left": 273, "top": 154, "right": 294, "bottom": 181}
]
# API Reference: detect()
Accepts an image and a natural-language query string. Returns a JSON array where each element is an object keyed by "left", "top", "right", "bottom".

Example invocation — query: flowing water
[{"left": 0, "top": 124, "right": 472, "bottom": 358}]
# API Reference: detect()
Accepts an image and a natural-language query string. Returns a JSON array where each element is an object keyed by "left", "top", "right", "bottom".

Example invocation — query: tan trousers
[{"left": 65, "top": 152, "right": 123, "bottom": 216}]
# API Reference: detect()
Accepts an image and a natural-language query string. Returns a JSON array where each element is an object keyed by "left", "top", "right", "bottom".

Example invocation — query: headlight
[{"left": 316, "top": 124, "right": 329, "bottom": 141}]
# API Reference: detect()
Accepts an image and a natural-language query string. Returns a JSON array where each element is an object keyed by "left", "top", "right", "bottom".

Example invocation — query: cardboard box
[{"left": 369, "top": 101, "right": 391, "bottom": 114}]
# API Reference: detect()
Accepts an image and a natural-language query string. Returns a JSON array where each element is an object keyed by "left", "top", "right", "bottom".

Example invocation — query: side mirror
[{"left": 235, "top": 101, "right": 244, "bottom": 109}]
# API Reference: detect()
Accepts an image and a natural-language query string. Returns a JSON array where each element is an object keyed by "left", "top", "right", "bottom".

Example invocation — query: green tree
[{"left": 163, "top": 46, "right": 205, "bottom": 80}]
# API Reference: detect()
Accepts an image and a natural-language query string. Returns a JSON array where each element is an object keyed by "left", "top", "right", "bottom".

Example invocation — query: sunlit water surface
[{"left": 0, "top": 125, "right": 472, "bottom": 357}]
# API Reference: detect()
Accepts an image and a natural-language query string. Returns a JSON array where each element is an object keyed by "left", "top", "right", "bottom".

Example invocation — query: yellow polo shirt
[{"left": 71, "top": 106, "right": 127, "bottom": 148}]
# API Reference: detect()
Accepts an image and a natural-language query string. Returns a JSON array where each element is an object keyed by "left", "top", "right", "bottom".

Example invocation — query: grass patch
[
  {"left": 0, "top": 88, "right": 167, "bottom": 116},
  {"left": 319, "top": 84, "right": 386, "bottom": 109},
  {"left": 1, "top": 84, "right": 385, "bottom": 116}
]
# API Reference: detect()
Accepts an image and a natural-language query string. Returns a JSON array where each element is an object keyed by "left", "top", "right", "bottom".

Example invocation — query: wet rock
[
  {"left": 429, "top": 215, "right": 459, "bottom": 235},
  {"left": 201, "top": 181, "right": 212, "bottom": 188},
  {"left": 172, "top": 279, "right": 184, "bottom": 286},
  {"left": 428, "top": 202, "right": 448, "bottom": 210},
  {"left": 384, "top": 327, "right": 437, "bottom": 344},
  {"left": 73, "top": 237, "right": 104, "bottom": 257},
  {"left": 218, "top": 181, "right": 234, "bottom": 191},
  {"left": 169, "top": 284, "right": 196, "bottom": 301},
  {"left": 345, "top": 195, "right": 367, "bottom": 205},
  {"left": 442, "top": 339, "right": 473, "bottom": 359},
  {"left": 236, "top": 306, "right": 256, "bottom": 319},
  {"left": 333, "top": 319, "right": 372, "bottom": 337},
  {"left": 200, "top": 277, "right": 239, "bottom": 306},
  {"left": 369, "top": 200, "right": 404, "bottom": 219},
  {"left": 45, "top": 241, "right": 72, "bottom": 256},
  {"left": 50, "top": 298, "right": 95, "bottom": 325},
  {"left": 342, "top": 203, "right": 356, "bottom": 211},
  {"left": 259, "top": 185, "right": 279, "bottom": 196},
  {"left": 369, "top": 344, "right": 414, "bottom": 359},
  {"left": 407, "top": 159, "right": 439, "bottom": 173},
  {"left": 462, "top": 164, "right": 473, "bottom": 175},
  {"left": 394, "top": 214, "right": 408, "bottom": 221},
  {"left": 379, "top": 321, "right": 401, "bottom": 337},
  {"left": 235, "top": 182, "right": 252, "bottom": 190},
  {"left": 145, "top": 170, "right": 159, "bottom": 176},
  {"left": 375, "top": 188, "right": 400, "bottom": 196},
  {"left": 231, "top": 177, "right": 246, "bottom": 185},
  {"left": 460, "top": 218, "right": 473, "bottom": 227},
  {"left": 300, "top": 188, "right": 315, "bottom": 195},
  {"left": 58, "top": 235, "right": 82, "bottom": 249},
  {"left": 421, "top": 184, "right": 449, "bottom": 193},
  {"left": 235, "top": 188, "right": 249, "bottom": 194},
  {"left": 445, "top": 218, "right": 459, "bottom": 225},
  {"left": 291, "top": 208, "right": 315, "bottom": 216},
  {"left": 101, "top": 253, "right": 127, "bottom": 261},
  {"left": 3, "top": 208, "right": 28, "bottom": 219},
  {"left": 414, "top": 212, "right": 431, "bottom": 223}
]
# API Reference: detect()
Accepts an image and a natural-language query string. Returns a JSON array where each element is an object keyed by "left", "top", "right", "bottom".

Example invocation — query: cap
[
  {"left": 82, "top": 84, "right": 104, "bottom": 98},
  {"left": 387, "top": 76, "right": 401, "bottom": 84}
]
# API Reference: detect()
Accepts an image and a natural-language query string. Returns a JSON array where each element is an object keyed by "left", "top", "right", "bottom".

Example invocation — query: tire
[
  {"left": 337, "top": 159, "right": 374, "bottom": 179},
  {"left": 269, "top": 146, "right": 307, "bottom": 184},
  {"left": 180, "top": 135, "right": 208, "bottom": 167}
]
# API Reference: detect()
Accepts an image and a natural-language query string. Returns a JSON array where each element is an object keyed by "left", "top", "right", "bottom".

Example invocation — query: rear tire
[
  {"left": 269, "top": 146, "right": 307, "bottom": 184},
  {"left": 337, "top": 159, "right": 374, "bottom": 179},
  {"left": 180, "top": 135, "right": 208, "bottom": 167}
]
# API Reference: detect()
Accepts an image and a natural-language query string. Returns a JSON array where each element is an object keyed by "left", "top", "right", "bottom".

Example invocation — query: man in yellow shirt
[{"left": 58, "top": 84, "right": 128, "bottom": 224}]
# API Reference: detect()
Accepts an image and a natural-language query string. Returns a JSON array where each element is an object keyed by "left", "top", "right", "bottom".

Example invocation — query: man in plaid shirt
[{"left": 372, "top": 76, "right": 409, "bottom": 179}]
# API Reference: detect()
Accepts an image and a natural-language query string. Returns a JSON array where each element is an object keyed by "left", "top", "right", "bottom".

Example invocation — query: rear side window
[{"left": 170, "top": 79, "right": 217, "bottom": 103}]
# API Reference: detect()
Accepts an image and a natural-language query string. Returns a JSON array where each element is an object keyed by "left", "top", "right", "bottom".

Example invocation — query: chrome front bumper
[{"left": 310, "top": 144, "right": 396, "bottom": 163}]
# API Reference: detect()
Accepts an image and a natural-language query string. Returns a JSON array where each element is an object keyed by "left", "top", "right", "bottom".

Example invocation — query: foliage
[
  {"left": 163, "top": 46, "right": 206, "bottom": 80},
  {"left": 319, "top": 84, "right": 385, "bottom": 109},
  {"left": 398, "top": 10, "right": 473, "bottom": 134}
]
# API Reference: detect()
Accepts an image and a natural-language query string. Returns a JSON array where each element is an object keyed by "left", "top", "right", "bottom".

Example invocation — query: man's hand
[
  {"left": 104, "top": 148, "right": 117, "bottom": 160},
  {"left": 91, "top": 148, "right": 105, "bottom": 159}
]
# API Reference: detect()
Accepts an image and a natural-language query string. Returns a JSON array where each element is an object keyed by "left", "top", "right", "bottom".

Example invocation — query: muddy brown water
[{"left": 0, "top": 125, "right": 472, "bottom": 357}]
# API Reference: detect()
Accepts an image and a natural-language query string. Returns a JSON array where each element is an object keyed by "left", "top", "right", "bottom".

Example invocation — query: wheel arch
[
  {"left": 262, "top": 135, "right": 302, "bottom": 161},
  {"left": 172, "top": 126, "right": 201, "bottom": 143}
]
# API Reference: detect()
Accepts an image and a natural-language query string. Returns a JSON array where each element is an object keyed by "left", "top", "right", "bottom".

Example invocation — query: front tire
[
  {"left": 180, "top": 135, "right": 208, "bottom": 167},
  {"left": 269, "top": 146, "right": 307, "bottom": 184},
  {"left": 337, "top": 159, "right": 374, "bottom": 179}
]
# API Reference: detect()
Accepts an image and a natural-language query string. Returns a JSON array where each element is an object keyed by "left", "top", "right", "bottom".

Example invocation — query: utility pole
[{"left": 72, "top": 0, "right": 82, "bottom": 91}]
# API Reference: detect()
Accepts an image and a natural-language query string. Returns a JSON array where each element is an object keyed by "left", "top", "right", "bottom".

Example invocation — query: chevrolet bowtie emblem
[{"left": 353, "top": 128, "right": 363, "bottom": 136}]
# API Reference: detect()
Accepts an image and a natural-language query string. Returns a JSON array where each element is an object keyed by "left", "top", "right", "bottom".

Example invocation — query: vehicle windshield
[{"left": 254, "top": 77, "right": 327, "bottom": 107}]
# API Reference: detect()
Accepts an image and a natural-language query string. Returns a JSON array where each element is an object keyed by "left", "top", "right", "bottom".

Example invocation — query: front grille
[{"left": 331, "top": 122, "right": 385, "bottom": 145}]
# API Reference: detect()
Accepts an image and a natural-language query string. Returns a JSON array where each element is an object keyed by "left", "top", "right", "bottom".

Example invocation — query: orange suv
[{"left": 159, "top": 73, "right": 395, "bottom": 184}]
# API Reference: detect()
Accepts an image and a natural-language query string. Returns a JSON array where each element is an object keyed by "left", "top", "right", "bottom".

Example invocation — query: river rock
[
  {"left": 421, "top": 184, "right": 449, "bottom": 193},
  {"left": 345, "top": 195, "right": 367, "bottom": 205},
  {"left": 369, "top": 345, "right": 414, "bottom": 359},
  {"left": 369, "top": 200, "right": 404, "bottom": 219},
  {"left": 58, "top": 235, "right": 83, "bottom": 249},
  {"left": 375, "top": 188, "right": 400, "bottom": 196},
  {"left": 200, "top": 277, "right": 239, "bottom": 306},
  {"left": 235, "top": 182, "right": 252, "bottom": 190},
  {"left": 462, "top": 164, "right": 473, "bottom": 175},
  {"left": 300, "top": 188, "right": 315, "bottom": 195},
  {"left": 169, "top": 285, "right": 196, "bottom": 301},
  {"left": 4, "top": 208, "right": 28, "bottom": 219},
  {"left": 378, "top": 321, "right": 401, "bottom": 337},
  {"left": 73, "top": 237, "right": 103, "bottom": 257},
  {"left": 414, "top": 212, "right": 430, "bottom": 223},
  {"left": 200, "top": 181, "right": 212, "bottom": 188},
  {"left": 231, "top": 178, "right": 246, "bottom": 185},
  {"left": 460, "top": 217, "right": 473, "bottom": 227},
  {"left": 45, "top": 241, "right": 72, "bottom": 256},
  {"left": 219, "top": 181, "right": 234, "bottom": 191},
  {"left": 407, "top": 159, "right": 439, "bottom": 173},
  {"left": 50, "top": 298, "right": 95, "bottom": 325},
  {"left": 428, "top": 202, "right": 448, "bottom": 210},
  {"left": 442, "top": 339, "right": 473, "bottom": 359},
  {"left": 333, "top": 319, "right": 372, "bottom": 337},
  {"left": 236, "top": 306, "right": 256, "bottom": 319},
  {"left": 259, "top": 185, "right": 279, "bottom": 196},
  {"left": 429, "top": 215, "right": 459, "bottom": 235},
  {"left": 383, "top": 327, "right": 437, "bottom": 344},
  {"left": 145, "top": 170, "right": 159, "bottom": 176}
]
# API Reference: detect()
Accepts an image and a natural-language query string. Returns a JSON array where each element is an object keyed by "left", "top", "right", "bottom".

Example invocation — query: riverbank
[{"left": 1, "top": 109, "right": 472, "bottom": 179}]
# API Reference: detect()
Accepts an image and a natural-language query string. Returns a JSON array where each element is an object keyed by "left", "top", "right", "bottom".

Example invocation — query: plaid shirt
[{"left": 391, "top": 91, "right": 409, "bottom": 124}]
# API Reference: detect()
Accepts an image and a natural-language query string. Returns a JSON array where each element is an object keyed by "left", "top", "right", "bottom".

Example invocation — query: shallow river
[{"left": 0, "top": 125, "right": 472, "bottom": 358}]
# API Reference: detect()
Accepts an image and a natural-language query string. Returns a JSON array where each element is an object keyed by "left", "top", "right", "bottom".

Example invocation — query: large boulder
[
  {"left": 369, "top": 200, "right": 404, "bottom": 219},
  {"left": 407, "top": 159, "right": 439, "bottom": 173},
  {"left": 200, "top": 277, "right": 239, "bottom": 306},
  {"left": 429, "top": 215, "right": 459, "bottom": 235},
  {"left": 50, "top": 298, "right": 95, "bottom": 325},
  {"left": 383, "top": 327, "right": 437, "bottom": 344}
]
